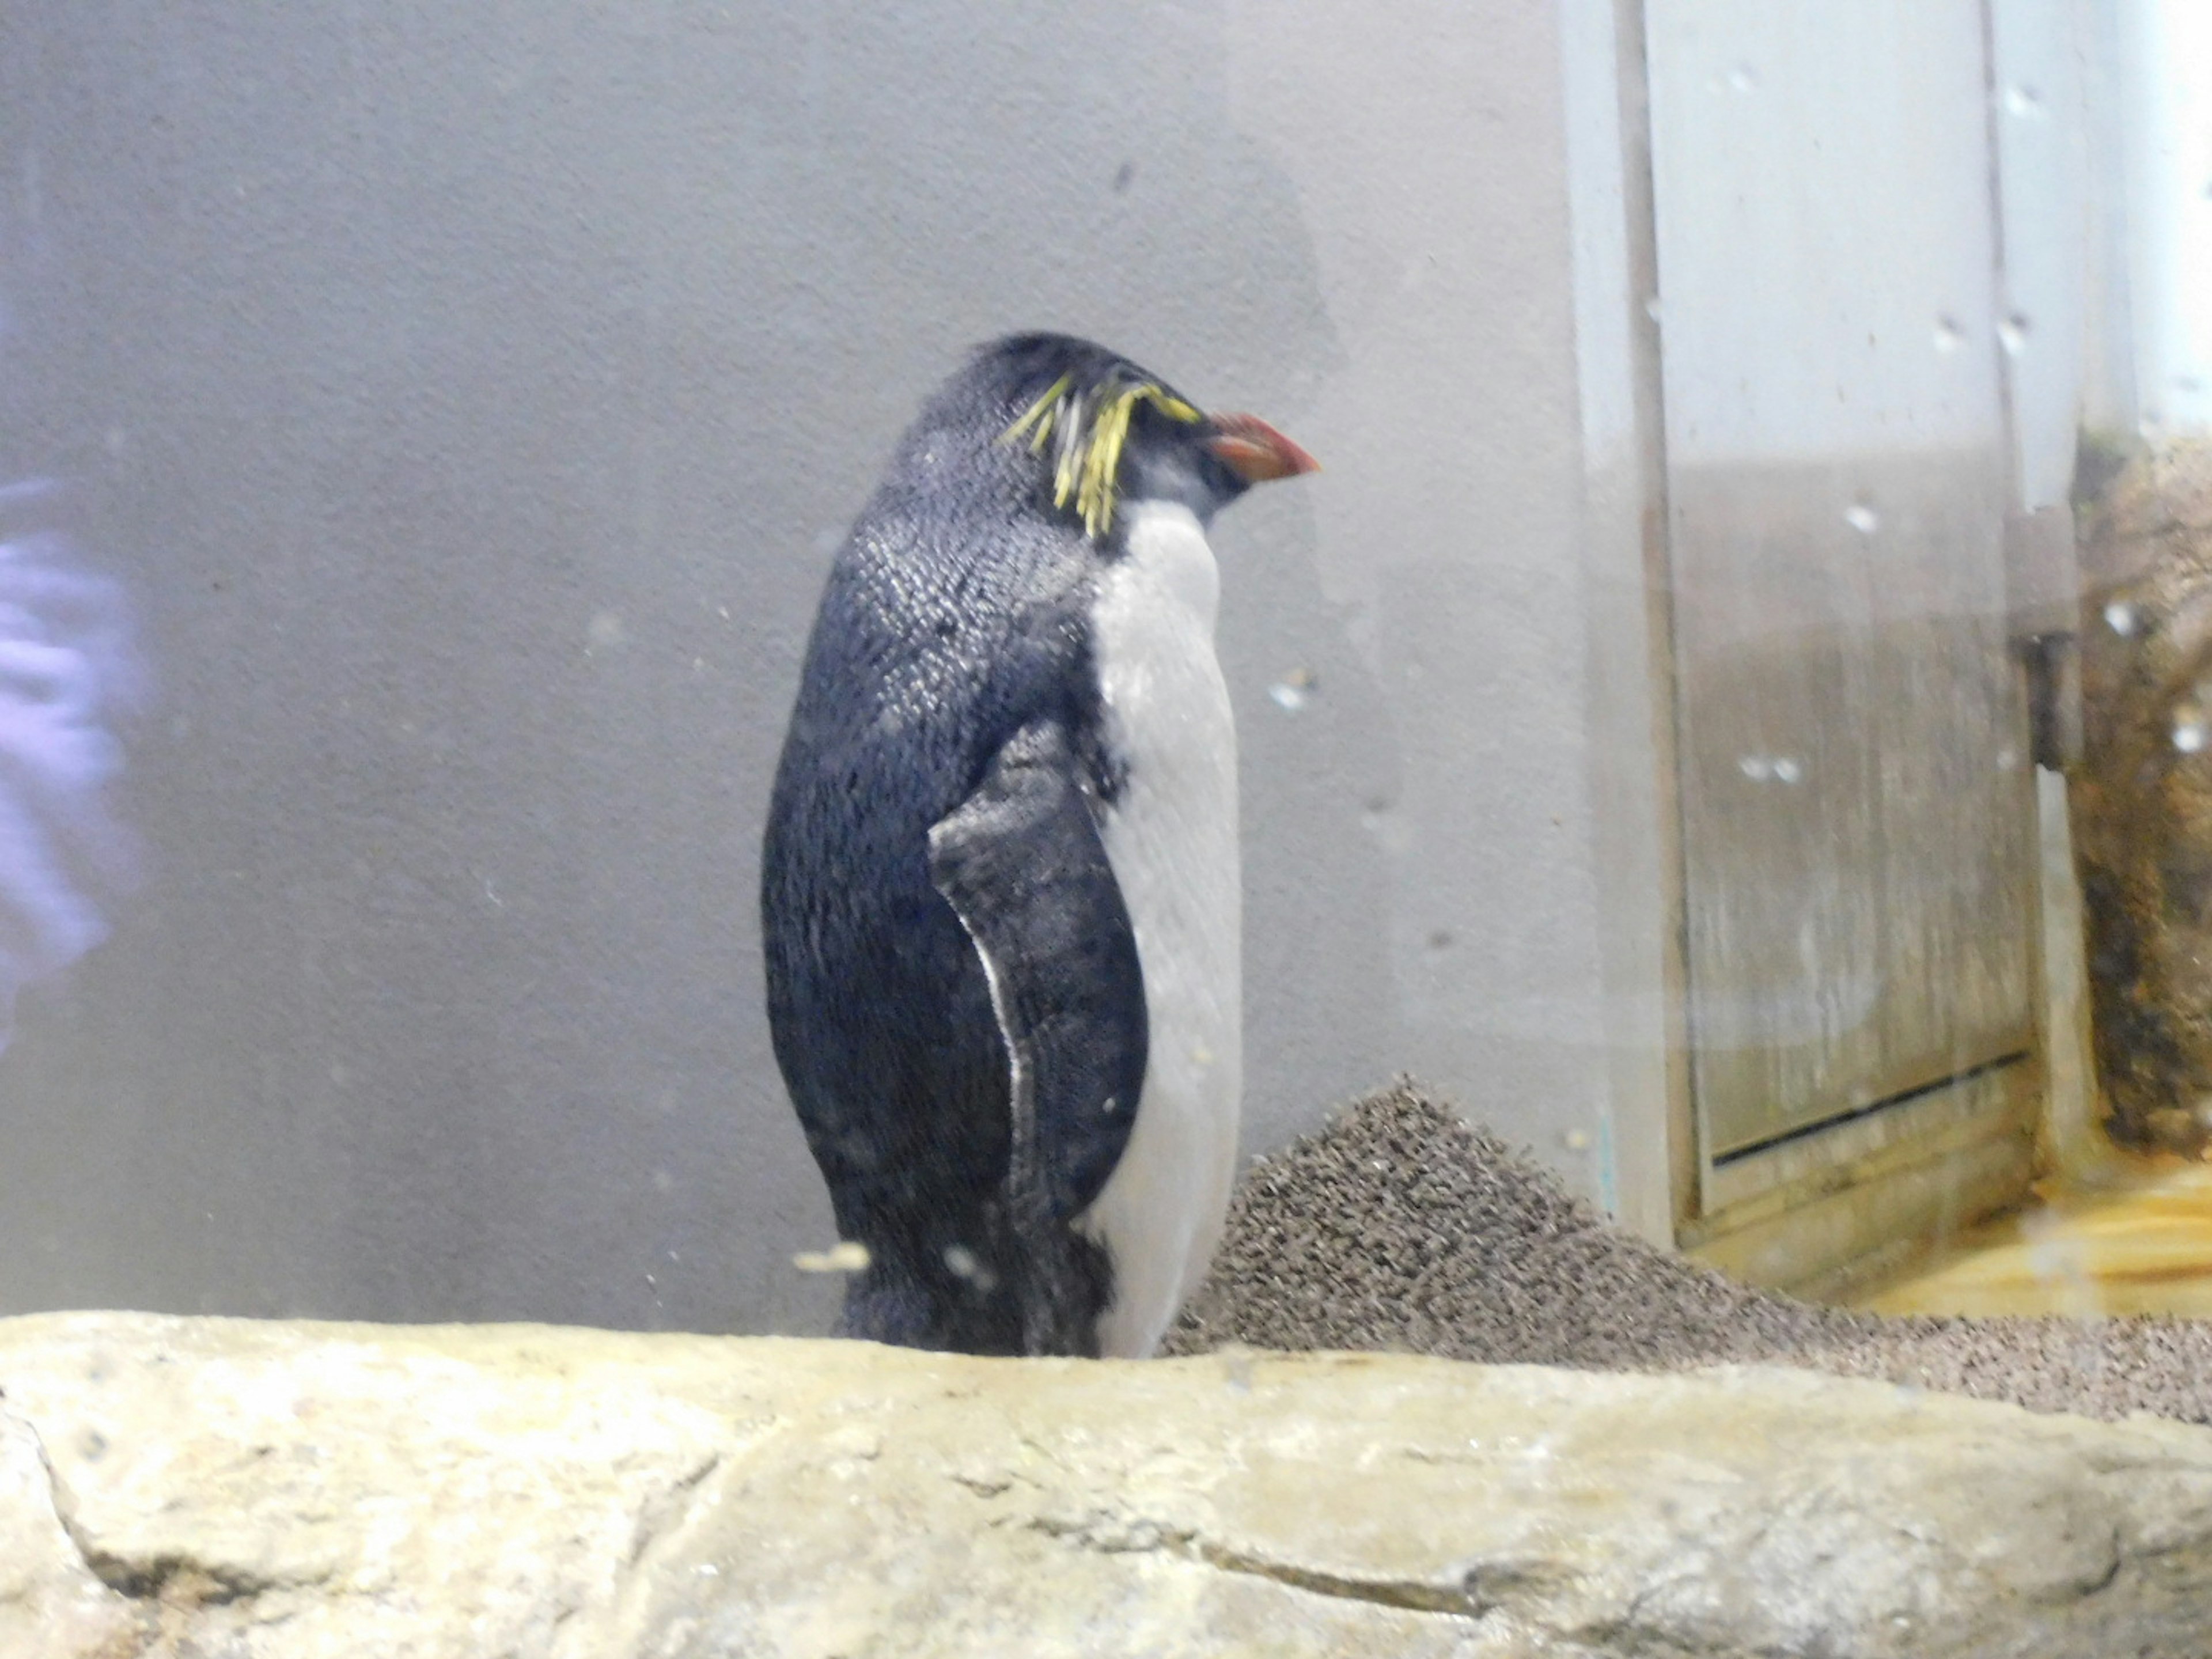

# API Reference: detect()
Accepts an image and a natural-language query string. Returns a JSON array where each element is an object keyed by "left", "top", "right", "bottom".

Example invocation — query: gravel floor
[{"left": 1165, "top": 1079, "right": 2212, "bottom": 1426}]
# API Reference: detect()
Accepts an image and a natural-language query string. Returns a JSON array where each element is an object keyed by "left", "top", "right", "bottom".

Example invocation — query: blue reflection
[{"left": 0, "top": 479, "right": 141, "bottom": 1045}]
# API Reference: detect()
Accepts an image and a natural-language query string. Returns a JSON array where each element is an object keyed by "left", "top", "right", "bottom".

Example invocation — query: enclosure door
[{"left": 1645, "top": 0, "right": 2039, "bottom": 1177}]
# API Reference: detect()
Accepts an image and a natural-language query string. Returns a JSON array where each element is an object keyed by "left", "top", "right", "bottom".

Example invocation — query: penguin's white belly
[{"left": 1076, "top": 499, "right": 1241, "bottom": 1358}]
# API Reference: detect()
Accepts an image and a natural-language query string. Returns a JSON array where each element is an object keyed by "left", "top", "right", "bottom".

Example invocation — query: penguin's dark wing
[{"left": 926, "top": 718, "right": 1146, "bottom": 1224}]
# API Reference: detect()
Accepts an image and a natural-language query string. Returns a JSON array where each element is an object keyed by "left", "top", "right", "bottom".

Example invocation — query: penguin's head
[{"left": 978, "top": 333, "right": 1317, "bottom": 540}]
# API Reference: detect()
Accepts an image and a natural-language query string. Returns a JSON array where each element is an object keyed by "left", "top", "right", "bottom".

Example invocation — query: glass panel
[{"left": 2, "top": 3, "right": 2210, "bottom": 1647}]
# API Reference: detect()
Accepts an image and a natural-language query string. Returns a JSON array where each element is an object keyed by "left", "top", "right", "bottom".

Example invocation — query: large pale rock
[{"left": 0, "top": 1313, "right": 2209, "bottom": 1656}]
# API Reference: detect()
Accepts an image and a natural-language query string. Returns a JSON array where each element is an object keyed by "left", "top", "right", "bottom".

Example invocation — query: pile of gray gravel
[{"left": 1165, "top": 1079, "right": 2212, "bottom": 1426}]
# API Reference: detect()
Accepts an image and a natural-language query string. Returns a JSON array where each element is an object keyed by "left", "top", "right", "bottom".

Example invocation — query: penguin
[{"left": 762, "top": 332, "right": 1316, "bottom": 1358}]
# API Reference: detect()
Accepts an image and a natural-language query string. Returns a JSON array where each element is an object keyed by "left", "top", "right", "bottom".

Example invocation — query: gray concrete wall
[{"left": 0, "top": 2, "right": 1641, "bottom": 1331}]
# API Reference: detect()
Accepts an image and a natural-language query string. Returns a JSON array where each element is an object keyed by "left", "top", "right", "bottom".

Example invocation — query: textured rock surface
[
  {"left": 2075, "top": 438, "right": 2212, "bottom": 1154},
  {"left": 1, "top": 1312, "right": 2211, "bottom": 1656}
]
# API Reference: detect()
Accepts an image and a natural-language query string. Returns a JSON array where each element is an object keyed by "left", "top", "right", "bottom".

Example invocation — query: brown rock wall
[{"left": 2074, "top": 441, "right": 2212, "bottom": 1152}]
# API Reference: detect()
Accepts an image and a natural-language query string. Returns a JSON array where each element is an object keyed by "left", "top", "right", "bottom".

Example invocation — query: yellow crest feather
[{"left": 1000, "top": 372, "right": 1201, "bottom": 539}]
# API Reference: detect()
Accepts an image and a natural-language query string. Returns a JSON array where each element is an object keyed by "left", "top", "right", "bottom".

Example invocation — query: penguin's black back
[{"left": 762, "top": 335, "right": 1146, "bottom": 1352}]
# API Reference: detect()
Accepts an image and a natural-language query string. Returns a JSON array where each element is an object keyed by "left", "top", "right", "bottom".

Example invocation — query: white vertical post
[{"left": 2125, "top": 0, "right": 2212, "bottom": 435}]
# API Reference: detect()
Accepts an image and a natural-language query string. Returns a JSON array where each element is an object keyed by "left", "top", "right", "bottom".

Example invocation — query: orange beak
[{"left": 1206, "top": 413, "right": 1320, "bottom": 484}]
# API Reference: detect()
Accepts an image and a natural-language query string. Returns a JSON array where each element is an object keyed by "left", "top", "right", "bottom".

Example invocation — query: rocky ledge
[{"left": 2, "top": 1312, "right": 2210, "bottom": 1657}]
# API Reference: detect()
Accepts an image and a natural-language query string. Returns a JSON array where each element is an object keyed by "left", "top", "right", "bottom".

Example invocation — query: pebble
[{"left": 1166, "top": 1080, "right": 2212, "bottom": 1426}]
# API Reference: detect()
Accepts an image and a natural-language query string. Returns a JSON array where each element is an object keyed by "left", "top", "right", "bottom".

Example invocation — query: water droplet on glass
[
  {"left": 2176, "top": 718, "right": 2206, "bottom": 754},
  {"left": 1772, "top": 757, "right": 1802, "bottom": 784},
  {"left": 1268, "top": 666, "right": 1316, "bottom": 713},
  {"left": 1998, "top": 314, "right": 2031, "bottom": 356},
  {"left": 1643, "top": 294, "right": 1663, "bottom": 324},
  {"left": 1738, "top": 755, "right": 1774, "bottom": 781},
  {"left": 1844, "top": 502, "right": 1880, "bottom": 535},
  {"left": 586, "top": 611, "right": 627, "bottom": 653},
  {"left": 793, "top": 1240, "right": 871, "bottom": 1274},
  {"left": 942, "top": 1245, "right": 999, "bottom": 1293},
  {"left": 1932, "top": 316, "right": 1964, "bottom": 355},
  {"left": 1995, "top": 746, "right": 2018, "bottom": 771},
  {"left": 1562, "top": 1128, "right": 1593, "bottom": 1152},
  {"left": 2003, "top": 84, "right": 2043, "bottom": 119},
  {"left": 2104, "top": 600, "right": 2138, "bottom": 637},
  {"left": 1728, "top": 63, "right": 1758, "bottom": 92}
]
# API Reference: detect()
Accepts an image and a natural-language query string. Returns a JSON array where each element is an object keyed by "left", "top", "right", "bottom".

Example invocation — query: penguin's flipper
[{"left": 926, "top": 718, "right": 1147, "bottom": 1228}]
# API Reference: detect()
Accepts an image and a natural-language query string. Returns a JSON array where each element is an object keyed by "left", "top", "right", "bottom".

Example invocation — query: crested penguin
[{"left": 762, "top": 332, "right": 1316, "bottom": 1358}]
